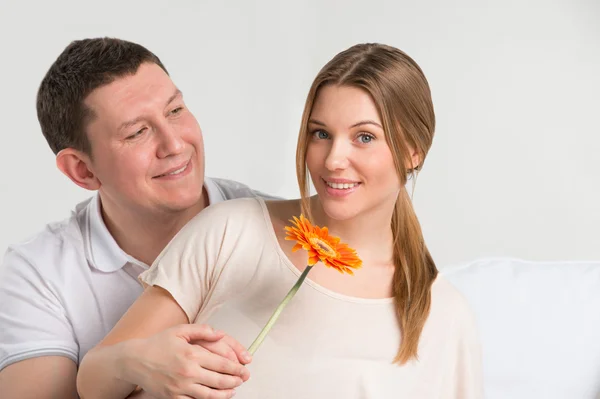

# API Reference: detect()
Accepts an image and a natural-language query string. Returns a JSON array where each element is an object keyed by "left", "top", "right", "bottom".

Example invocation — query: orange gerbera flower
[
  {"left": 285, "top": 215, "right": 362, "bottom": 275},
  {"left": 248, "top": 214, "right": 362, "bottom": 356}
]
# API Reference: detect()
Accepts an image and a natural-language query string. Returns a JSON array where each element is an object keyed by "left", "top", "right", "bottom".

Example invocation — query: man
[{"left": 0, "top": 37, "right": 277, "bottom": 398}]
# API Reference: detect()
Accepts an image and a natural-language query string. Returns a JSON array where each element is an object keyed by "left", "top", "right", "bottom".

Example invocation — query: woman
[{"left": 78, "top": 43, "right": 483, "bottom": 398}]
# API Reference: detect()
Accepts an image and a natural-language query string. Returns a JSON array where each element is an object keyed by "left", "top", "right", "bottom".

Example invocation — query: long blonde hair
[{"left": 296, "top": 43, "right": 438, "bottom": 364}]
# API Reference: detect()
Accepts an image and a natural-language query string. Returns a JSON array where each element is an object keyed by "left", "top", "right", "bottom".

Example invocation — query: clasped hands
[{"left": 121, "top": 324, "right": 252, "bottom": 399}]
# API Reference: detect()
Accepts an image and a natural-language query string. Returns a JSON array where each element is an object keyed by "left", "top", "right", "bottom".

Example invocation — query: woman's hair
[{"left": 295, "top": 43, "right": 438, "bottom": 364}]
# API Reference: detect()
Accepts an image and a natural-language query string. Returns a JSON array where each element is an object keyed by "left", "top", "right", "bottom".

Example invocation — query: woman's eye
[
  {"left": 313, "top": 130, "right": 329, "bottom": 139},
  {"left": 358, "top": 133, "right": 374, "bottom": 144},
  {"left": 171, "top": 107, "right": 183, "bottom": 115}
]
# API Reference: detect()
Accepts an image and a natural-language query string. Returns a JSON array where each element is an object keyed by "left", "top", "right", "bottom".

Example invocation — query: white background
[{"left": 0, "top": 0, "right": 598, "bottom": 268}]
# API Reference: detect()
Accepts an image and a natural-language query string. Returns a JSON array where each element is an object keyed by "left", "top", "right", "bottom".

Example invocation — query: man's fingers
[
  {"left": 175, "top": 324, "right": 225, "bottom": 343},
  {"left": 194, "top": 367, "right": 243, "bottom": 390},
  {"left": 220, "top": 335, "right": 252, "bottom": 365},
  {"left": 181, "top": 385, "right": 237, "bottom": 399},
  {"left": 197, "top": 340, "right": 239, "bottom": 362},
  {"left": 196, "top": 348, "right": 250, "bottom": 381}
]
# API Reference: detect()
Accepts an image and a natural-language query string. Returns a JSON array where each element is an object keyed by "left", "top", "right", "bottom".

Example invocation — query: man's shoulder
[
  {"left": 4, "top": 199, "right": 90, "bottom": 274},
  {"left": 207, "top": 177, "right": 283, "bottom": 201}
]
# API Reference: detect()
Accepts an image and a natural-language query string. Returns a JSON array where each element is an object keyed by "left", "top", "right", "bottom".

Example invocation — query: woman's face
[{"left": 306, "top": 84, "right": 402, "bottom": 222}]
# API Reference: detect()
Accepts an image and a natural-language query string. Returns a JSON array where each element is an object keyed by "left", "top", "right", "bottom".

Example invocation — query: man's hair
[{"left": 36, "top": 37, "right": 168, "bottom": 155}]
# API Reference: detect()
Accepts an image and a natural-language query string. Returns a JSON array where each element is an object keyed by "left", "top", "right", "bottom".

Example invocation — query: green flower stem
[{"left": 247, "top": 265, "right": 314, "bottom": 355}]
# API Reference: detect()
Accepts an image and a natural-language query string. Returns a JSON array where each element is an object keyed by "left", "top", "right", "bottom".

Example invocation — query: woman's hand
[{"left": 119, "top": 324, "right": 252, "bottom": 399}]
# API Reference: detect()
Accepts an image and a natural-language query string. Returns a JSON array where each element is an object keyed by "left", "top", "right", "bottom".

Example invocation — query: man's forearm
[
  {"left": 77, "top": 340, "right": 140, "bottom": 399},
  {"left": 127, "top": 388, "right": 157, "bottom": 398}
]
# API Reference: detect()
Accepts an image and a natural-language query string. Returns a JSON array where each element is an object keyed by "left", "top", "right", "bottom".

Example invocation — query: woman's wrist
[
  {"left": 77, "top": 341, "right": 141, "bottom": 399},
  {"left": 116, "top": 339, "right": 147, "bottom": 386}
]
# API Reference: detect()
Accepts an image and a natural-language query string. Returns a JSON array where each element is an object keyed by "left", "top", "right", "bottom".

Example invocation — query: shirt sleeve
[
  {"left": 0, "top": 249, "right": 78, "bottom": 370},
  {"left": 138, "top": 198, "right": 263, "bottom": 323},
  {"left": 453, "top": 304, "right": 485, "bottom": 398}
]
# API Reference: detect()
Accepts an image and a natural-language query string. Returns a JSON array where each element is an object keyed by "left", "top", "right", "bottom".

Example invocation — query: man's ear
[{"left": 56, "top": 148, "right": 101, "bottom": 191}]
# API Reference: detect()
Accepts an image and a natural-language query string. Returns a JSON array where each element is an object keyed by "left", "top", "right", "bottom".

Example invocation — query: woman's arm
[
  {"left": 77, "top": 286, "right": 250, "bottom": 399},
  {"left": 453, "top": 304, "right": 484, "bottom": 399}
]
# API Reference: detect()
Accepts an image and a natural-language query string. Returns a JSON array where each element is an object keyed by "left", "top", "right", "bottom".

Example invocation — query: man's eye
[
  {"left": 171, "top": 107, "right": 183, "bottom": 115},
  {"left": 126, "top": 128, "right": 146, "bottom": 140}
]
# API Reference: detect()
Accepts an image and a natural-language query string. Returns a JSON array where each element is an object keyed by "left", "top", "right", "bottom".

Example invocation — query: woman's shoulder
[
  {"left": 429, "top": 274, "right": 478, "bottom": 329},
  {"left": 193, "top": 197, "right": 266, "bottom": 224},
  {"left": 172, "top": 197, "right": 269, "bottom": 244},
  {"left": 181, "top": 197, "right": 301, "bottom": 241}
]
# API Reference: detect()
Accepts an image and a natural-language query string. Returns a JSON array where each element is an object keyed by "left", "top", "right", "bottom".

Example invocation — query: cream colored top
[{"left": 140, "top": 197, "right": 484, "bottom": 399}]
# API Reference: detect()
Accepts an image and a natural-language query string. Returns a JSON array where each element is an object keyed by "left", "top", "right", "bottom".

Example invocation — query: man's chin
[{"left": 160, "top": 194, "right": 206, "bottom": 214}]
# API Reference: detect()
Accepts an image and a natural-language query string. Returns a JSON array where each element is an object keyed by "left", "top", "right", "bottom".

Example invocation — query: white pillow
[{"left": 442, "top": 258, "right": 600, "bottom": 399}]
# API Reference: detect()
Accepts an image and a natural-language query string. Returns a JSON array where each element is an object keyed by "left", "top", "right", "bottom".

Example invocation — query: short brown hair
[{"left": 36, "top": 37, "right": 168, "bottom": 155}]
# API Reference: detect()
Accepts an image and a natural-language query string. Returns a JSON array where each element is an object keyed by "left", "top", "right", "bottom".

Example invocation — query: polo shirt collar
[{"left": 85, "top": 177, "right": 224, "bottom": 272}]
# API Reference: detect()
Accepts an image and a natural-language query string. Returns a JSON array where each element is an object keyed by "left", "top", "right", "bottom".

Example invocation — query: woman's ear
[
  {"left": 56, "top": 148, "right": 101, "bottom": 191},
  {"left": 406, "top": 146, "right": 422, "bottom": 171}
]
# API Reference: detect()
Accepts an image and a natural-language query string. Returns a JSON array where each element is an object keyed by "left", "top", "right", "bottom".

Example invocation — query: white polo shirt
[{"left": 0, "top": 177, "right": 278, "bottom": 370}]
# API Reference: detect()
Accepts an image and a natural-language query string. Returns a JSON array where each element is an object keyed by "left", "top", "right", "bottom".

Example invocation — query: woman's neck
[{"left": 309, "top": 196, "right": 395, "bottom": 266}]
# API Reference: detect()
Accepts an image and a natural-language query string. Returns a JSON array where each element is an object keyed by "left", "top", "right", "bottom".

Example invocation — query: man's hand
[{"left": 119, "top": 324, "right": 252, "bottom": 399}]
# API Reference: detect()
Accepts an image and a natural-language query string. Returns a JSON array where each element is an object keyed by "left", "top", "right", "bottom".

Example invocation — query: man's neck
[{"left": 99, "top": 191, "right": 209, "bottom": 266}]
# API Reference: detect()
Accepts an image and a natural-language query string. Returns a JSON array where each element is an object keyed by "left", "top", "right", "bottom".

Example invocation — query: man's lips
[{"left": 153, "top": 160, "right": 190, "bottom": 178}]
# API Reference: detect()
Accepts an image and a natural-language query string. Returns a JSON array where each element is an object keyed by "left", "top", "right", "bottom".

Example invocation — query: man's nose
[{"left": 156, "top": 122, "right": 184, "bottom": 158}]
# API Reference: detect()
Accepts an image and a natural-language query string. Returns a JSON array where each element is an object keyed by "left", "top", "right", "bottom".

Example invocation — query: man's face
[{"left": 84, "top": 62, "right": 206, "bottom": 216}]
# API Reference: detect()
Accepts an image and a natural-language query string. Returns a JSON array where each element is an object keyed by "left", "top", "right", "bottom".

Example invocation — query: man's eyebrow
[
  {"left": 118, "top": 89, "right": 183, "bottom": 132},
  {"left": 118, "top": 117, "right": 143, "bottom": 132},
  {"left": 166, "top": 89, "right": 183, "bottom": 106},
  {"left": 308, "top": 119, "right": 383, "bottom": 129}
]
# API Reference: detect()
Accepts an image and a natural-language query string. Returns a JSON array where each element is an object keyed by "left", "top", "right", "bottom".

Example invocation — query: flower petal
[{"left": 283, "top": 214, "right": 362, "bottom": 274}]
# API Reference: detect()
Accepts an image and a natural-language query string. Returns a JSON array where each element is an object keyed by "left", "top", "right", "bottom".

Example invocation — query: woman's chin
[{"left": 319, "top": 203, "right": 360, "bottom": 223}]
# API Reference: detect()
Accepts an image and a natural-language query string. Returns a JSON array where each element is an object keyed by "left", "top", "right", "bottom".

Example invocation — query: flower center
[{"left": 309, "top": 237, "right": 337, "bottom": 258}]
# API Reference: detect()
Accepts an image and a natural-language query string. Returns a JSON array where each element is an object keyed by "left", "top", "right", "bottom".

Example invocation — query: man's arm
[
  {"left": 0, "top": 247, "right": 250, "bottom": 399},
  {"left": 0, "top": 249, "right": 80, "bottom": 398},
  {"left": 77, "top": 286, "right": 250, "bottom": 399},
  {"left": 0, "top": 356, "right": 78, "bottom": 399}
]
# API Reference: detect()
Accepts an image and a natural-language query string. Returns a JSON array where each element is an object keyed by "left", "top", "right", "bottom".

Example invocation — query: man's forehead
[{"left": 85, "top": 66, "right": 179, "bottom": 123}]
